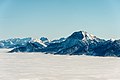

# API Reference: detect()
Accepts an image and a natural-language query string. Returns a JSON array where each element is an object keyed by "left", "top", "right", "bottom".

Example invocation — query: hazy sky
[{"left": 0, "top": 0, "right": 120, "bottom": 40}]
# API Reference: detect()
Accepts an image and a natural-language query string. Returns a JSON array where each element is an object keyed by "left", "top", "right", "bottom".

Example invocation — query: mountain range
[{"left": 1, "top": 31, "right": 120, "bottom": 57}]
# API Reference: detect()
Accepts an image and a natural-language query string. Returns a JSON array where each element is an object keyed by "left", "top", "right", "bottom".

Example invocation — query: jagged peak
[
  {"left": 32, "top": 39, "right": 47, "bottom": 47},
  {"left": 68, "top": 31, "right": 96, "bottom": 40},
  {"left": 40, "top": 37, "right": 48, "bottom": 41}
]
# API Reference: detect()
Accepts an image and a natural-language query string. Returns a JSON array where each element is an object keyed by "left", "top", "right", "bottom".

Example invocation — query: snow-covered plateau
[{"left": 0, "top": 49, "right": 120, "bottom": 80}]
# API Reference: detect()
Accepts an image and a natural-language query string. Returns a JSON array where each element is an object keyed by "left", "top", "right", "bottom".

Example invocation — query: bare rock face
[{"left": 8, "top": 31, "right": 120, "bottom": 57}]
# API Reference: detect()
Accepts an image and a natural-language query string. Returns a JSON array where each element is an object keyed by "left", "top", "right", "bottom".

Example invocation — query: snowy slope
[
  {"left": 0, "top": 38, "right": 32, "bottom": 48},
  {"left": 8, "top": 31, "right": 120, "bottom": 57}
]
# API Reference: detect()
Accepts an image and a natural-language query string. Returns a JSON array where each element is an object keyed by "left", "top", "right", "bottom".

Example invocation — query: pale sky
[{"left": 0, "top": 0, "right": 120, "bottom": 40}]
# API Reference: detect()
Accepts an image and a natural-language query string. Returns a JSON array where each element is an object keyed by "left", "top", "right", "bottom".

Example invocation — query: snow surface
[{"left": 0, "top": 49, "right": 120, "bottom": 80}]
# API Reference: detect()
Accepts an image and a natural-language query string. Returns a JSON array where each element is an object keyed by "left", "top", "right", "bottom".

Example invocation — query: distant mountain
[
  {"left": 0, "top": 37, "right": 46, "bottom": 51},
  {"left": 9, "top": 40, "right": 46, "bottom": 52},
  {"left": 50, "top": 38, "right": 66, "bottom": 43},
  {"left": 40, "top": 37, "right": 49, "bottom": 45},
  {"left": 92, "top": 40, "right": 120, "bottom": 57},
  {"left": 8, "top": 31, "right": 120, "bottom": 57},
  {"left": 0, "top": 38, "right": 32, "bottom": 48},
  {"left": 41, "top": 31, "right": 105, "bottom": 54}
]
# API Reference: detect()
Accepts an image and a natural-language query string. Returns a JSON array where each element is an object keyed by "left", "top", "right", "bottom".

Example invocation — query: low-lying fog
[{"left": 0, "top": 49, "right": 120, "bottom": 80}]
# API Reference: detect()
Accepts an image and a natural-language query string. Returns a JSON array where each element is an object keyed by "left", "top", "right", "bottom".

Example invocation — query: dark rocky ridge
[{"left": 8, "top": 31, "right": 120, "bottom": 57}]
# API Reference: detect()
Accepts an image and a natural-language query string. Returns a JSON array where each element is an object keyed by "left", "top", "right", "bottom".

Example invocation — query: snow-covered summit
[
  {"left": 0, "top": 37, "right": 47, "bottom": 48},
  {"left": 0, "top": 37, "right": 32, "bottom": 48},
  {"left": 7, "top": 30, "right": 120, "bottom": 57},
  {"left": 40, "top": 37, "right": 49, "bottom": 45},
  {"left": 32, "top": 39, "right": 47, "bottom": 47},
  {"left": 68, "top": 31, "right": 96, "bottom": 40}
]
